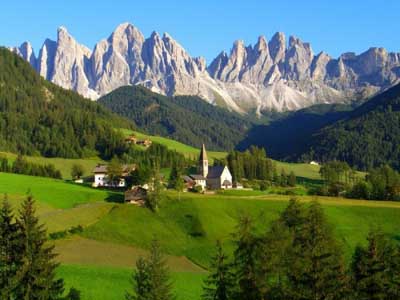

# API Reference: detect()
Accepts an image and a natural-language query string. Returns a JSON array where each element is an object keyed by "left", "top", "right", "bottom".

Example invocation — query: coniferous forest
[
  {"left": 98, "top": 85, "right": 252, "bottom": 151},
  {"left": 0, "top": 48, "right": 132, "bottom": 159}
]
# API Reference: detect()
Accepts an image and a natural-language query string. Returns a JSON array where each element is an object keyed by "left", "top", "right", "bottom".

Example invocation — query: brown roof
[
  {"left": 93, "top": 165, "right": 108, "bottom": 174},
  {"left": 125, "top": 186, "right": 147, "bottom": 202},
  {"left": 199, "top": 144, "right": 208, "bottom": 162},
  {"left": 93, "top": 164, "right": 136, "bottom": 175},
  {"left": 190, "top": 174, "right": 206, "bottom": 181}
]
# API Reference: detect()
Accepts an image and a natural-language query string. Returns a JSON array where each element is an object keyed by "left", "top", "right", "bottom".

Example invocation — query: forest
[
  {"left": 98, "top": 85, "right": 252, "bottom": 151},
  {"left": 0, "top": 48, "right": 132, "bottom": 159}
]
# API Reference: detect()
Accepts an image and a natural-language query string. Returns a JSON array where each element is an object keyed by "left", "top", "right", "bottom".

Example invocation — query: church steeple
[{"left": 199, "top": 143, "right": 208, "bottom": 178}]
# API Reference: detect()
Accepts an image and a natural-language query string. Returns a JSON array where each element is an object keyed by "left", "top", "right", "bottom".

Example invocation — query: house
[
  {"left": 92, "top": 164, "right": 135, "bottom": 188},
  {"left": 182, "top": 175, "right": 195, "bottom": 190},
  {"left": 187, "top": 174, "right": 207, "bottom": 190},
  {"left": 125, "top": 135, "right": 138, "bottom": 144},
  {"left": 125, "top": 186, "right": 148, "bottom": 205},
  {"left": 137, "top": 139, "right": 152, "bottom": 147},
  {"left": 189, "top": 144, "right": 233, "bottom": 190}
]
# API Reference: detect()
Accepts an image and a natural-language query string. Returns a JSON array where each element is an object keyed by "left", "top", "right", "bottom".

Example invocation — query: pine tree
[
  {"left": 126, "top": 258, "right": 151, "bottom": 300},
  {"left": 285, "top": 201, "right": 349, "bottom": 300},
  {"left": 232, "top": 215, "right": 263, "bottom": 300},
  {"left": 174, "top": 176, "right": 185, "bottom": 201},
  {"left": 146, "top": 169, "right": 163, "bottom": 212},
  {"left": 0, "top": 195, "right": 23, "bottom": 300},
  {"left": 202, "top": 240, "right": 236, "bottom": 300},
  {"left": 168, "top": 163, "right": 179, "bottom": 189},
  {"left": 71, "top": 164, "right": 84, "bottom": 180},
  {"left": 127, "top": 239, "right": 174, "bottom": 300},
  {"left": 351, "top": 230, "right": 400, "bottom": 300},
  {"left": 280, "top": 198, "right": 306, "bottom": 229},
  {"left": 261, "top": 219, "right": 292, "bottom": 300},
  {"left": 107, "top": 157, "right": 123, "bottom": 187},
  {"left": 14, "top": 196, "right": 64, "bottom": 300},
  {"left": 288, "top": 171, "right": 296, "bottom": 187}
]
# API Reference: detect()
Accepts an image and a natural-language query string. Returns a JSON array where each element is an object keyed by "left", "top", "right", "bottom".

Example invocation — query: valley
[{"left": 1, "top": 8, "right": 400, "bottom": 299}]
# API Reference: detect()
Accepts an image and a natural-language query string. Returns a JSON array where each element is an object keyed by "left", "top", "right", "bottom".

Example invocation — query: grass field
[
  {"left": 0, "top": 152, "right": 104, "bottom": 179},
  {"left": 0, "top": 172, "right": 120, "bottom": 209},
  {"left": 2, "top": 172, "right": 400, "bottom": 300},
  {"left": 82, "top": 191, "right": 400, "bottom": 266},
  {"left": 58, "top": 264, "right": 206, "bottom": 300}
]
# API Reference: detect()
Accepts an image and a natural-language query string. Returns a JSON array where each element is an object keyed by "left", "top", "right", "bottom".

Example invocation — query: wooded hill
[
  {"left": 304, "top": 83, "right": 400, "bottom": 170},
  {"left": 237, "top": 103, "right": 355, "bottom": 160},
  {"left": 0, "top": 48, "right": 132, "bottom": 159},
  {"left": 98, "top": 85, "right": 252, "bottom": 151}
]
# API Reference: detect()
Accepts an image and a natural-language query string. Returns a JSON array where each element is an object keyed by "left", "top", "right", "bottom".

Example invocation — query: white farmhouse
[{"left": 92, "top": 164, "right": 135, "bottom": 188}]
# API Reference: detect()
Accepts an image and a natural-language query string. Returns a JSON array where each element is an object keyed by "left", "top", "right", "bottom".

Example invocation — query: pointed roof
[{"left": 199, "top": 144, "right": 208, "bottom": 161}]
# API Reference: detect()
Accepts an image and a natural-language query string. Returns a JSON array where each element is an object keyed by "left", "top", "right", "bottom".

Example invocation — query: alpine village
[{"left": 1, "top": 3, "right": 400, "bottom": 300}]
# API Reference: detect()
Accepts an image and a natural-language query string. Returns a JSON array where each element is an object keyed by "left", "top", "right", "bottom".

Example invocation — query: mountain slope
[
  {"left": 237, "top": 103, "right": 355, "bottom": 160},
  {"left": 98, "top": 85, "right": 252, "bottom": 151},
  {"left": 0, "top": 48, "right": 132, "bottom": 158},
  {"left": 303, "top": 84, "right": 400, "bottom": 170},
  {"left": 12, "top": 23, "right": 400, "bottom": 113}
]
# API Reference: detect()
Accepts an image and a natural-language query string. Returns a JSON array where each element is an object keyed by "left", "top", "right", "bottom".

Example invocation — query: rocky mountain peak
[
  {"left": 11, "top": 23, "right": 400, "bottom": 113},
  {"left": 255, "top": 35, "right": 268, "bottom": 52},
  {"left": 269, "top": 32, "right": 286, "bottom": 63}
]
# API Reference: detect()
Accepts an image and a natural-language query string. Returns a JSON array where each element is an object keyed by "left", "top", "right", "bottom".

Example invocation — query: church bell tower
[{"left": 199, "top": 144, "right": 208, "bottom": 178}]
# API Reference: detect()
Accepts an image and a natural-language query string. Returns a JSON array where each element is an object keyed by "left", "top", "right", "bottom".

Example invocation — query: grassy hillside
[
  {"left": 0, "top": 152, "right": 104, "bottom": 179},
  {"left": 82, "top": 191, "right": 400, "bottom": 267},
  {"left": 58, "top": 265, "right": 205, "bottom": 300},
  {"left": 2, "top": 172, "right": 400, "bottom": 299}
]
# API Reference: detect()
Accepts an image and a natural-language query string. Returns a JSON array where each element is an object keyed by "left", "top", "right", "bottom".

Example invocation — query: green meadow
[
  {"left": 0, "top": 152, "right": 104, "bottom": 179},
  {"left": 1, "top": 171, "right": 400, "bottom": 299}
]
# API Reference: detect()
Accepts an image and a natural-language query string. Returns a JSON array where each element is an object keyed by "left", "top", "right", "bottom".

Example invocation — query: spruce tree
[
  {"left": 283, "top": 200, "right": 349, "bottom": 300},
  {"left": 0, "top": 195, "right": 23, "bottom": 300},
  {"left": 351, "top": 230, "right": 400, "bottom": 300},
  {"left": 168, "top": 163, "right": 179, "bottom": 189},
  {"left": 261, "top": 219, "right": 292, "bottom": 300},
  {"left": 232, "top": 215, "right": 263, "bottom": 300},
  {"left": 126, "top": 258, "right": 151, "bottom": 300},
  {"left": 288, "top": 171, "right": 296, "bottom": 187},
  {"left": 14, "top": 196, "right": 64, "bottom": 300},
  {"left": 127, "top": 239, "right": 174, "bottom": 300},
  {"left": 202, "top": 240, "right": 236, "bottom": 300}
]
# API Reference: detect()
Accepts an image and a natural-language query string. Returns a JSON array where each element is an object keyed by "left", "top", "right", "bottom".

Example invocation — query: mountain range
[{"left": 11, "top": 23, "right": 400, "bottom": 113}]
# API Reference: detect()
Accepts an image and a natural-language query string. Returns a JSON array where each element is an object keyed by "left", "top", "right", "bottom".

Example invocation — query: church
[{"left": 186, "top": 144, "right": 233, "bottom": 190}]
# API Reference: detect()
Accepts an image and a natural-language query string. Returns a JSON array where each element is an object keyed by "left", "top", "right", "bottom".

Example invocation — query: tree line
[
  {"left": 318, "top": 161, "right": 400, "bottom": 201},
  {"left": 226, "top": 146, "right": 296, "bottom": 187},
  {"left": 0, "top": 154, "right": 62, "bottom": 179},
  {"left": 122, "top": 143, "right": 188, "bottom": 187},
  {"left": 127, "top": 199, "right": 400, "bottom": 300},
  {"left": 0, "top": 196, "right": 79, "bottom": 299}
]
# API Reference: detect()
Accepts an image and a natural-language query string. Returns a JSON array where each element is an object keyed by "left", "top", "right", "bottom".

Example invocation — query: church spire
[
  {"left": 199, "top": 143, "right": 208, "bottom": 162},
  {"left": 199, "top": 143, "right": 209, "bottom": 178}
]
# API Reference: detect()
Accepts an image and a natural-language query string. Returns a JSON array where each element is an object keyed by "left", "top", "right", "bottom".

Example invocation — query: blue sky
[{"left": 1, "top": 0, "right": 399, "bottom": 63}]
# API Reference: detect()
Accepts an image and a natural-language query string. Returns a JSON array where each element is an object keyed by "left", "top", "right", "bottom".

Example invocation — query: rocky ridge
[{"left": 11, "top": 23, "right": 400, "bottom": 113}]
